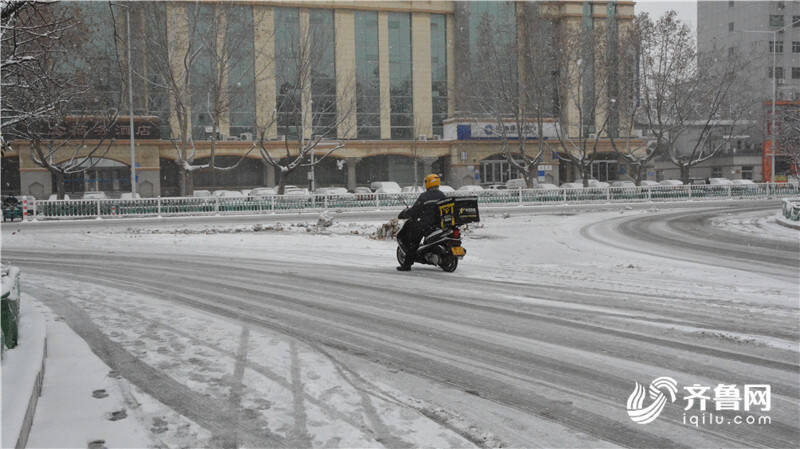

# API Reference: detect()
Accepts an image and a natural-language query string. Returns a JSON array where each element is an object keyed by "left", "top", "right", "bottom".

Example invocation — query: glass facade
[
  {"left": 187, "top": 3, "right": 216, "bottom": 139},
  {"left": 310, "top": 9, "right": 337, "bottom": 138},
  {"left": 141, "top": 2, "right": 171, "bottom": 139},
  {"left": 468, "top": 1, "right": 516, "bottom": 63},
  {"left": 226, "top": 5, "right": 256, "bottom": 139},
  {"left": 274, "top": 7, "right": 301, "bottom": 139},
  {"left": 354, "top": 11, "right": 381, "bottom": 139},
  {"left": 430, "top": 14, "right": 447, "bottom": 138},
  {"left": 388, "top": 12, "right": 413, "bottom": 139}
]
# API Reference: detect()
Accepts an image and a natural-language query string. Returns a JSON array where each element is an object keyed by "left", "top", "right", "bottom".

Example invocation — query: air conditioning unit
[
  {"left": 418, "top": 135, "right": 427, "bottom": 141},
  {"left": 276, "top": 135, "right": 286, "bottom": 141},
  {"left": 432, "top": 134, "right": 441, "bottom": 140},
  {"left": 204, "top": 126, "right": 215, "bottom": 133},
  {"left": 240, "top": 132, "right": 254, "bottom": 141}
]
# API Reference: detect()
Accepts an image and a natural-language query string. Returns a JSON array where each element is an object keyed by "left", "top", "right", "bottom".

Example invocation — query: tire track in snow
[{"left": 15, "top": 257, "right": 797, "bottom": 448}]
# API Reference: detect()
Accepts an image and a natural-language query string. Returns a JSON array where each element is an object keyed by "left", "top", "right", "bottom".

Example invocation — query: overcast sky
[{"left": 634, "top": 0, "right": 698, "bottom": 37}]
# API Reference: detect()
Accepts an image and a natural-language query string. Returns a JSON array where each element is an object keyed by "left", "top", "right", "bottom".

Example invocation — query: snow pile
[
  {"left": 372, "top": 218, "right": 400, "bottom": 240},
  {"left": 710, "top": 210, "right": 799, "bottom": 238}
]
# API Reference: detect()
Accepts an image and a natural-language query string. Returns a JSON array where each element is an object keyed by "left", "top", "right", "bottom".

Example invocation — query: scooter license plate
[{"left": 451, "top": 246, "right": 465, "bottom": 256}]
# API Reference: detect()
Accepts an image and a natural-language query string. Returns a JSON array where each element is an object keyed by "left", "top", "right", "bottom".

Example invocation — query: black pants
[{"left": 399, "top": 220, "right": 424, "bottom": 267}]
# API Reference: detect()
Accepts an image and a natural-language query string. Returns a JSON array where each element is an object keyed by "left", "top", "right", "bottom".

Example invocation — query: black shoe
[{"left": 396, "top": 265, "right": 411, "bottom": 271}]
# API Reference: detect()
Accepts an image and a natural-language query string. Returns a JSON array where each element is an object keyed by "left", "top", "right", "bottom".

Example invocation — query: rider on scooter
[{"left": 396, "top": 173, "right": 446, "bottom": 271}]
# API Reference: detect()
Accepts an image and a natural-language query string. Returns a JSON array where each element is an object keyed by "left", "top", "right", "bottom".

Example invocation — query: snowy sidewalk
[{"left": 3, "top": 294, "right": 153, "bottom": 449}]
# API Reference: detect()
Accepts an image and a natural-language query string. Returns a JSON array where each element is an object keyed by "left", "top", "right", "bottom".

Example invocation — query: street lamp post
[{"left": 744, "top": 17, "right": 800, "bottom": 183}]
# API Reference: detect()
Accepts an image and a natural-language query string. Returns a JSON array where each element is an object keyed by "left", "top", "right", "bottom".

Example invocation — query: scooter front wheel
[{"left": 439, "top": 254, "right": 458, "bottom": 272}]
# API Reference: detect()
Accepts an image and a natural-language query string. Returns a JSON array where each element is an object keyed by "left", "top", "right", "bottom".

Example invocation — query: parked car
[
  {"left": 401, "top": 186, "right": 424, "bottom": 194},
  {"left": 611, "top": 181, "right": 636, "bottom": 188},
  {"left": 213, "top": 190, "right": 245, "bottom": 198},
  {"left": 439, "top": 185, "right": 455, "bottom": 193},
  {"left": 193, "top": 190, "right": 212, "bottom": 197},
  {"left": 587, "top": 180, "right": 610, "bottom": 188},
  {"left": 120, "top": 192, "right": 141, "bottom": 200},
  {"left": 708, "top": 178, "right": 733, "bottom": 185},
  {"left": 639, "top": 180, "right": 660, "bottom": 187},
  {"left": 532, "top": 183, "right": 558, "bottom": 190},
  {"left": 353, "top": 186, "right": 374, "bottom": 200},
  {"left": 484, "top": 184, "right": 507, "bottom": 190},
  {"left": 317, "top": 187, "right": 354, "bottom": 201},
  {"left": 47, "top": 194, "right": 71, "bottom": 200},
  {"left": 83, "top": 191, "right": 108, "bottom": 200},
  {"left": 659, "top": 180, "right": 684, "bottom": 186},
  {"left": 505, "top": 178, "right": 527, "bottom": 189},
  {"left": 284, "top": 187, "right": 310, "bottom": 197},
  {"left": 248, "top": 187, "right": 276, "bottom": 198},
  {"left": 240, "top": 189, "right": 252, "bottom": 197},
  {"left": 370, "top": 181, "right": 402, "bottom": 194},
  {"left": 731, "top": 179, "right": 755, "bottom": 185},
  {"left": 456, "top": 185, "right": 484, "bottom": 192},
  {"left": 560, "top": 182, "right": 584, "bottom": 189}
]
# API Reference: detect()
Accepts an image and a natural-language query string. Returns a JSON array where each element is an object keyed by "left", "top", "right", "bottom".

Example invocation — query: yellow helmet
[{"left": 424, "top": 173, "right": 440, "bottom": 190}]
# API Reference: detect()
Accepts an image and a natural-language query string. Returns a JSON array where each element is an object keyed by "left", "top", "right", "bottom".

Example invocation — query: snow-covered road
[{"left": 2, "top": 200, "right": 798, "bottom": 448}]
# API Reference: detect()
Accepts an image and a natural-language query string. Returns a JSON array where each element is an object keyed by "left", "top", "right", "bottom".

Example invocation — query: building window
[
  {"left": 711, "top": 167, "right": 722, "bottom": 178},
  {"left": 274, "top": 7, "right": 301, "bottom": 139},
  {"left": 226, "top": 5, "right": 257, "bottom": 140},
  {"left": 388, "top": 12, "right": 413, "bottom": 139},
  {"left": 794, "top": 16, "right": 800, "bottom": 27},
  {"left": 741, "top": 166, "right": 753, "bottom": 180},
  {"left": 728, "top": 47, "right": 735, "bottom": 57},
  {"left": 793, "top": 41, "right": 800, "bottom": 53},
  {"left": 776, "top": 67, "right": 785, "bottom": 78},
  {"left": 729, "top": 0, "right": 734, "bottom": 6},
  {"left": 310, "top": 9, "right": 336, "bottom": 138},
  {"left": 188, "top": 3, "right": 216, "bottom": 140},
  {"left": 728, "top": 22, "right": 734, "bottom": 32},
  {"left": 793, "top": 67, "right": 800, "bottom": 79},
  {"left": 430, "top": 14, "right": 447, "bottom": 138},
  {"left": 769, "top": 15, "right": 784, "bottom": 27},
  {"left": 776, "top": 1, "right": 785, "bottom": 8},
  {"left": 354, "top": 12, "right": 380, "bottom": 139},
  {"left": 769, "top": 40, "right": 784, "bottom": 53}
]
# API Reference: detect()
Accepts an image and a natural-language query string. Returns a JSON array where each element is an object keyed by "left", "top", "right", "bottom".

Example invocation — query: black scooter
[{"left": 396, "top": 196, "right": 479, "bottom": 273}]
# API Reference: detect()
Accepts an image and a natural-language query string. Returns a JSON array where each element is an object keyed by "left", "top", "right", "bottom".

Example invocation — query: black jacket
[{"left": 399, "top": 188, "right": 446, "bottom": 227}]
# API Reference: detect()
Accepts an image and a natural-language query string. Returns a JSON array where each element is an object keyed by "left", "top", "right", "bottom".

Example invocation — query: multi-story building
[
  {"left": 698, "top": 0, "right": 800, "bottom": 101},
  {"left": 2, "top": 1, "right": 638, "bottom": 199}
]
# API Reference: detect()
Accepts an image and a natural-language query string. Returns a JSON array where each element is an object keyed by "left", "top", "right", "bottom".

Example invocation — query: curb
[
  {"left": 1, "top": 299, "right": 48, "bottom": 449},
  {"left": 776, "top": 215, "right": 800, "bottom": 230}
]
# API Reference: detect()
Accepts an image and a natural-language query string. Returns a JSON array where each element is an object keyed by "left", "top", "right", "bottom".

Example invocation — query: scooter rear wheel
[
  {"left": 396, "top": 246, "right": 407, "bottom": 266},
  {"left": 439, "top": 254, "right": 458, "bottom": 272}
]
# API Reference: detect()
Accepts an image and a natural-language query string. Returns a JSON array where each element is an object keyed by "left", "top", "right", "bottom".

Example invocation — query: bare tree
[
  {"left": 1, "top": 1, "right": 79, "bottom": 150},
  {"left": 255, "top": 10, "right": 355, "bottom": 194},
  {"left": 553, "top": 24, "right": 612, "bottom": 187},
  {"left": 775, "top": 105, "right": 800, "bottom": 177},
  {"left": 608, "top": 13, "right": 657, "bottom": 185},
  {"left": 3, "top": 1, "right": 124, "bottom": 198},
  {"left": 469, "top": 8, "right": 556, "bottom": 188},
  {"left": 634, "top": 11, "right": 753, "bottom": 184},
  {"left": 131, "top": 2, "right": 265, "bottom": 195}
]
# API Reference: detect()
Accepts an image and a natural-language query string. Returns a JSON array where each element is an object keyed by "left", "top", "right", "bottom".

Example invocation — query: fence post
[
  {"left": 157, "top": 197, "right": 162, "bottom": 216},
  {"left": 215, "top": 196, "right": 220, "bottom": 215},
  {"left": 96, "top": 200, "right": 101, "bottom": 218},
  {"left": 324, "top": 195, "right": 328, "bottom": 209},
  {"left": 562, "top": 189, "right": 567, "bottom": 202},
  {"left": 727, "top": 185, "right": 732, "bottom": 199},
  {"left": 688, "top": 185, "right": 692, "bottom": 199},
  {"left": 270, "top": 195, "right": 275, "bottom": 213},
  {"left": 606, "top": 188, "right": 610, "bottom": 201},
  {"left": 32, "top": 200, "right": 37, "bottom": 220},
  {"left": 21, "top": 199, "right": 29, "bottom": 222},
  {"left": 647, "top": 188, "right": 652, "bottom": 201},
  {"left": 376, "top": 194, "right": 380, "bottom": 209}
]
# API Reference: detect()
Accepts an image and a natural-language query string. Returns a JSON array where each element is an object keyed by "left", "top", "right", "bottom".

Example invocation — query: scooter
[{"left": 396, "top": 196, "right": 479, "bottom": 273}]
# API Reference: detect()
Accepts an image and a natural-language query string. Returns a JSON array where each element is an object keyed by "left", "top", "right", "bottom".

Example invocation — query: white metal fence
[{"left": 22, "top": 183, "right": 800, "bottom": 221}]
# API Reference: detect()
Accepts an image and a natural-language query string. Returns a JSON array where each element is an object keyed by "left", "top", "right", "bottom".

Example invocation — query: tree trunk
[
  {"left": 55, "top": 171, "right": 65, "bottom": 199},
  {"left": 680, "top": 164, "right": 690, "bottom": 185},
  {"left": 178, "top": 165, "right": 187, "bottom": 197},
  {"left": 632, "top": 164, "right": 643, "bottom": 186},
  {"left": 276, "top": 169, "right": 286, "bottom": 195},
  {"left": 582, "top": 165, "right": 590, "bottom": 187},
  {"left": 525, "top": 166, "right": 538, "bottom": 187},
  {"left": 210, "top": 134, "right": 217, "bottom": 187}
]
